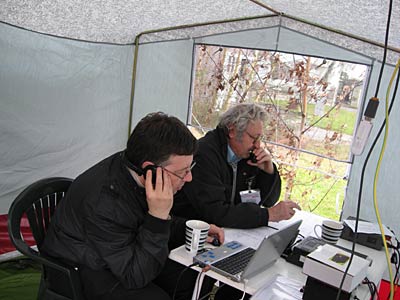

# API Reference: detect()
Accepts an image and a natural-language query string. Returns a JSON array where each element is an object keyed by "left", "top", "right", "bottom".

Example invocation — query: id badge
[{"left": 240, "top": 189, "right": 261, "bottom": 204}]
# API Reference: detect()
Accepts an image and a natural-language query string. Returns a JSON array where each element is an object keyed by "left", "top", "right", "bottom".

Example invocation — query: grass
[
  {"left": 193, "top": 98, "right": 357, "bottom": 222},
  {"left": 306, "top": 103, "right": 357, "bottom": 135},
  {"left": 0, "top": 258, "right": 219, "bottom": 300},
  {"left": 272, "top": 99, "right": 357, "bottom": 136},
  {"left": 0, "top": 258, "right": 41, "bottom": 300},
  {"left": 277, "top": 146, "right": 348, "bottom": 221}
]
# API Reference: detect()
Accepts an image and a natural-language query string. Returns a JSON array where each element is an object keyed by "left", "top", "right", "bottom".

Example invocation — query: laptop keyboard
[{"left": 213, "top": 247, "right": 256, "bottom": 275}]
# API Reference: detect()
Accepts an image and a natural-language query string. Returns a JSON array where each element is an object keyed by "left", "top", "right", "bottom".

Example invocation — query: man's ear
[
  {"left": 141, "top": 161, "right": 155, "bottom": 169},
  {"left": 227, "top": 126, "right": 235, "bottom": 139}
]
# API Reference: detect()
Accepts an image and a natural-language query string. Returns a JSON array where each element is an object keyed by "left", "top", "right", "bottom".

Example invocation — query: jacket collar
[{"left": 215, "top": 126, "right": 240, "bottom": 164}]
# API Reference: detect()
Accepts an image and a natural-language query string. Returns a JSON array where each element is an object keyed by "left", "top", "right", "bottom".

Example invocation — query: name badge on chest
[{"left": 240, "top": 189, "right": 261, "bottom": 204}]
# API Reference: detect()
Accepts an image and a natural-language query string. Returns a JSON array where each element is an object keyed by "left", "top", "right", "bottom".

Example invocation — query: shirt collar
[
  {"left": 227, "top": 145, "right": 241, "bottom": 164},
  {"left": 128, "top": 168, "right": 144, "bottom": 188}
]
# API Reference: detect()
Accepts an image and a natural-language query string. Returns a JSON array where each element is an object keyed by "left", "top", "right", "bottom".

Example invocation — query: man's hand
[
  {"left": 247, "top": 142, "right": 274, "bottom": 174},
  {"left": 206, "top": 224, "right": 225, "bottom": 245},
  {"left": 268, "top": 201, "right": 301, "bottom": 222},
  {"left": 145, "top": 167, "right": 173, "bottom": 220},
  {"left": 201, "top": 224, "right": 224, "bottom": 273}
]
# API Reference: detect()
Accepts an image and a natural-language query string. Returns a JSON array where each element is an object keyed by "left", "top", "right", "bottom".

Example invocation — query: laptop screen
[
  {"left": 193, "top": 219, "right": 302, "bottom": 282},
  {"left": 241, "top": 219, "right": 302, "bottom": 279}
]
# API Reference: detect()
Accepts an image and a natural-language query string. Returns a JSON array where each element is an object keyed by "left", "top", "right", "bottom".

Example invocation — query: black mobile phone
[
  {"left": 249, "top": 150, "right": 258, "bottom": 163},
  {"left": 143, "top": 165, "right": 157, "bottom": 187}
]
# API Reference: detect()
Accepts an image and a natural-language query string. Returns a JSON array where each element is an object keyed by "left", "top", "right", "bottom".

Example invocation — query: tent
[{"left": 1, "top": 0, "right": 400, "bottom": 255}]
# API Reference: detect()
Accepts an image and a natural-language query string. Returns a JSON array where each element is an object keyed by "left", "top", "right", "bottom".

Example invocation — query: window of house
[{"left": 188, "top": 44, "right": 369, "bottom": 220}]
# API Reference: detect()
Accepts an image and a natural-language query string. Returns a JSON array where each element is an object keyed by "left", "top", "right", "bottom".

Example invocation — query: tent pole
[
  {"left": 127, "top": 11, "right": 400, "bottom": 139},
  {"left": 127, "top": 14, "right": 277, "bottom": 139},
  {"left": 249, "top": 1, "right": 400, "bottom": 54},
  {"left": 249, "top": 0, "right": 282, "bottom": 15},
  {"left": 127, "top": 34, "right": 141, "bottom": 139}
]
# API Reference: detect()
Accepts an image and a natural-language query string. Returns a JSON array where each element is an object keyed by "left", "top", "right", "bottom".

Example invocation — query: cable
[
  {"left": 393, "top": 250, "right": 400, "bottom": 295},
  {"left": 309, "top": 178, "right": 339, "bottom": 212},
  {"left": 366, "top": 281, "right": 374, "bottom": 298},
  {"left": 267, "top": 225, "right": 279, "bottom": 230},
  {"left": 193, "top": 271, "right": 208, "bottom": 300},
  {"left": 373, "top": 58, "right": 400, "bottom": 300},
  {"left": 373, "top": 282, "right": 380, "bottom": 300},
  {"left": 239, "top": 279, "right": 248, "bottom": 300},
  {"left": 339, "top": 61, "right": 399, "bottom": 300},
  {"left": 334, "top": 0, "right": 395, "bottom": 298},
  {"left": 374, "top": 0, "right": 393, "bottom": 99},
  {"left": 372, "top": 281, "right": 379, "bottom": 300},
  {"left": 197, "top": 289, "right": 216, "bottom": 300},
  {"left": 363, "top": 277, "right": 379, "bottom": 300},
  {"left": 202, "top": 282, "right": 226, "bottom": 300},
  {"left": 172, "top": 262, "right": 199, "bottom": 300},
  {"left": 193, "top": 271, "right": 202, "bottom": 300},
  {"left": 336, "top": 57, "right": 399, "bottom": 300},
  {"left": 390, "top": 234, "right": 400, "bottom": 289}
]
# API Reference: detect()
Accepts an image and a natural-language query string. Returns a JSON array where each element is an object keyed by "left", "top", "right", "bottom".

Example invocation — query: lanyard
[{"left": 229, "top": 162, "right": 237, "bottom": 204}]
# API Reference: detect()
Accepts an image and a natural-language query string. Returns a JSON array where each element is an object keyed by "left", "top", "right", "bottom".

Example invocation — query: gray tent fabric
[
  {"left": 0, "top": 24, "right": 133, "bottom": 212},
  {"left": 257, "top": 0, "right": 400, "bottom": 49},
  {"left": 0, "top": 0, "right": 267, "bottom": 44},
  {"left": 0, "top": 1, "right": 399, "bottom": 238},
  {"left": 1, "top": 0, "right": 399, "bottom": 49}
]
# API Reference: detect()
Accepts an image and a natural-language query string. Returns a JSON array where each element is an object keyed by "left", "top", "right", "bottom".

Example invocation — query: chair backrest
[
  {"left": 8, "top": 177, "right": 73, "bottom": 258},
  {"left": 7, "top": 177, "right": 86, "bottom": 300}
]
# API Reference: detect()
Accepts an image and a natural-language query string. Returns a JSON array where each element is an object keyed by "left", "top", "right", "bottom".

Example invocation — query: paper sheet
[
  {"left": 224, "top": 226, "right": 274, "bottom": 249},
  {"left": 250, "top": 274, "right": 303, "bottom": 300},
  {"left": 268, "top": 209, "right": 327, "bottom": 238},
  {"left": 344, "top": 219, "right": 394, "bottom": 237},
  {"left": 223, "top": 210, "right": 328, "bottom": 249}
]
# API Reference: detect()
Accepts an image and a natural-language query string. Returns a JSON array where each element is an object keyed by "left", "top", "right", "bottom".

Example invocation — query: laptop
[{"left": 193, "top": 219, "right": 302, "bottom": 282}]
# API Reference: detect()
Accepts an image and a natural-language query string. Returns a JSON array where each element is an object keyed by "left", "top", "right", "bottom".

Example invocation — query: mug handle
[
  {"left": 190, "top": 228, "right": 200, "bottom": 255},
  {"left": 314, "top": 224, "right": 322, "bottom": 239}
]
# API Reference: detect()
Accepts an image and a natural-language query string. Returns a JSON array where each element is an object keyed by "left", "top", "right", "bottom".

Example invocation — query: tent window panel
[
  {"left": 271, "top": 143, "right": 349, "bottom": 217},
  {"left": 189, "top": 44, "right": 369, "bottom": 220}
]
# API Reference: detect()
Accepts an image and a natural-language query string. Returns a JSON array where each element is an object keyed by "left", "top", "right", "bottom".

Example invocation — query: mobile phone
[
  {"left": 143, "top": 165, "right": 157, "bottom": 187},
  {"left": 249, "top": 150, "right": 258, "bottom": 163}
]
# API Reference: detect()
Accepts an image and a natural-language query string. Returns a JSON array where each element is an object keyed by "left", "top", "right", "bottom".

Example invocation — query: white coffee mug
[
  {"left": 314, "top": 219, "right": 344, "bottom": 244},
  {"left": 185, "top": 220, "right": 210, "bottom": 256}
]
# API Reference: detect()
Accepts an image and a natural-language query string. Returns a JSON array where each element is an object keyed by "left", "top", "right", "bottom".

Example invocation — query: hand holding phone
[
  {"left": 249, "top": 150, "right": 258, "bottom": 163},
  {"left": 143, "top": 165, "right": 158, "bottom": 188},
  {"left": 144, "top": 166, "right": 173, "bottom": 220},
  {"left": 248, "top": 146, "right": 275, "bottom": 174}
]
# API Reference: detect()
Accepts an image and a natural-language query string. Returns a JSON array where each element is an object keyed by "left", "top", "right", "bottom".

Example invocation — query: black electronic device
[
  {"left": 285, "top": 236, "right": 371, "bottom": 267},
  {"left": 143, "top": 165, "right": 158, "bottom": 187},
  {"left": 249, "top": 150, "right": 257, "bottom": 163},
  {"left": 285, "top": 236, "right": 325, "bottom": 267},
  {"left": 211, "top": 236, "right": 221, "bottom": 247},
  {"left": 303, "top": 276, "right": 351, "bottom": 300},
  {"left": 121, "top": 151, "right": 158, "bottom": 188},
  {"left": 340, "top": 217, "right": 384, "bottom": 250}
]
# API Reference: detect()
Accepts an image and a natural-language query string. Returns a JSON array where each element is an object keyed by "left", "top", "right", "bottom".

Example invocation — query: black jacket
[
  {"left": 42, "top": 152, "right": 186, "bottom": 290},
  {"left": 173, "top": 126, "right": 281, "bottom": 228}
]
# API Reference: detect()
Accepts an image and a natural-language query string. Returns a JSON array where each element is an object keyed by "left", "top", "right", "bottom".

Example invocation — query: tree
[{"left": 190, "top": 45, "right": 366, "bottom": 219}]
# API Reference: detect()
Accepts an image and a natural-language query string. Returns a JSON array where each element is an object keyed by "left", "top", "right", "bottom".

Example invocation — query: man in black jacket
[
  {"left": 42, "top": 112, "right": 224, "bottom": 300},
  {"left": 173, "top": 103, "right": 300, "bottom": 299},
  {"left": 173, "top": 103, "right": 300, "bottom": 228}
]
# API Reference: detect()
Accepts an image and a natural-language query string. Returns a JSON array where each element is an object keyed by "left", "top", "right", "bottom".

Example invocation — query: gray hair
[{"left": 218, "top": 103, "right": 266, "bottom": 139}]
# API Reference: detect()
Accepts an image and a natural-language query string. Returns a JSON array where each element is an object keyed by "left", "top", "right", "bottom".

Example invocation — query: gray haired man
[{"left": 173, "top": 103, "right": 300, "bottom": 228}]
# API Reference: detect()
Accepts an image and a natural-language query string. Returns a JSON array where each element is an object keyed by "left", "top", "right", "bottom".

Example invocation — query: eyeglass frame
[
  {"left": 160, "top": 161, "right": 197, "bottom": 180},
  {"left": 245, "top": 131, "right": 263, "bottom": 144}
]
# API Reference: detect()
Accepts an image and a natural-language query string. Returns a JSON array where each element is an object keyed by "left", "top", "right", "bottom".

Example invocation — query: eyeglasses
[
  {"left": 245, "top": 131, "right": 263, "bottom": 144},
  {"left": 161, "top": 161, "right": 197, "bottom": 180}
]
